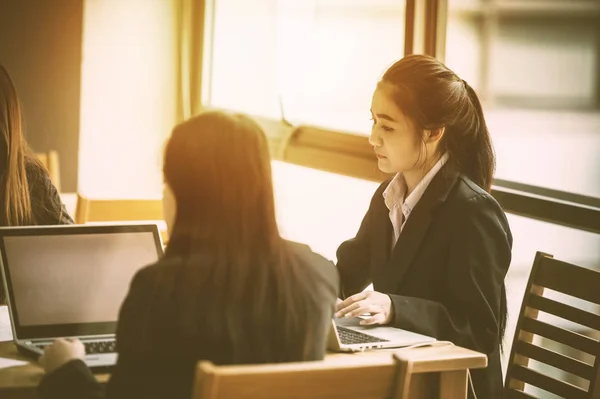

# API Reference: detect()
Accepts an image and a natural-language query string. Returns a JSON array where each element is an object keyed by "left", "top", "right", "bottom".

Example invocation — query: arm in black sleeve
[
  {"left": 38, "top": 359, "right": 104, "bottom": 399},
  {"left": 104, "top": 267, "right": 155, "bottom": 397},
  {"left": 37, "top": 268, "right": 153, "bottom": 399},
  {"left": 389, "top": 195, "right": 512, "bottom": 354},
  {"left": 336, "top": 181, "right": 388, "bottom": 298}
]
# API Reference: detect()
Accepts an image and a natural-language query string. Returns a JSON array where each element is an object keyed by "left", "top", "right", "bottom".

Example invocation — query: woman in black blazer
[
  {"left": 335, "top": 55, "right": 512, "bottom": 399},
  {"left": 37, "top": 111, "right": 338, "bottom": 399}
]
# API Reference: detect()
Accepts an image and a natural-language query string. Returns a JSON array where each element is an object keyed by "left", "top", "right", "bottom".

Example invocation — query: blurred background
[{"left": 1, "top": 1, "right": 598, "bottom": 396}]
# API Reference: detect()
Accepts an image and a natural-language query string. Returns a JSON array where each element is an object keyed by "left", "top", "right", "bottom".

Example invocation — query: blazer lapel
[
  {"left": 372, "top": 201, "right": 393, "bottom": 274},
  {"left": 377, "top": 166, "right": 459, "bottom": 293}
]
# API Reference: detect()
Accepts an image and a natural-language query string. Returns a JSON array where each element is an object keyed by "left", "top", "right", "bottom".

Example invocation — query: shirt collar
[
  {"left": 382, "top": 173, "right": 406, "bottom": 211},
  {"left": 383, "top": 153, "right": 449, "bottom": 214}
]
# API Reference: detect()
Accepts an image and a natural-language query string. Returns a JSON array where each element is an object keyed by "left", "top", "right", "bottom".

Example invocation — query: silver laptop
[
  {"left": 0, "top": 224, "right": 164, "bottom": 369},
  {"left": 327, "top": 317, "right": 436, "bottom": 352}
]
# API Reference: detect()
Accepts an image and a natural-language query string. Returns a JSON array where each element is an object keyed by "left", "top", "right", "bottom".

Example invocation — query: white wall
[{"left": 78, "top": 0, "right": 178, "bottom": 197}]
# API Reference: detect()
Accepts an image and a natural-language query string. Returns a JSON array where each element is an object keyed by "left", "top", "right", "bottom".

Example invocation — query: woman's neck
[{"left": 403, "top": 154, "right": 442, "bottom": 197}]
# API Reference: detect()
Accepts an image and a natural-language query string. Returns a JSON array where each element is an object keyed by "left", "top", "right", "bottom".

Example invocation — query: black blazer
[
  {"left": 337, "top": 165, "right": 512, "bottom": 399},
  {"left": 38, "top": 241, "right": 338, "bottom": 399}
]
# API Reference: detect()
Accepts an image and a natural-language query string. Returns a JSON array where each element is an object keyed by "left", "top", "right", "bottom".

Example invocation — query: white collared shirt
[{"left": 383, "top": 153, "right": 449, "bottom": 248}]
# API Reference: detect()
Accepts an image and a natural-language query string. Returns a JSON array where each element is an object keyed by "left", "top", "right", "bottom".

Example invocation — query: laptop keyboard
[
  {"left": 34, "top": 340, "right": 116, "bottom": 354},
  {"left": 337, "top": 326, "right": 389, "bottom": 345}
]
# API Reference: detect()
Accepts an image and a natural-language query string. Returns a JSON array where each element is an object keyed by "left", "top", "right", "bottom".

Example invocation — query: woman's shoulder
[
  {"left": 445, "top": 175, "right": 510, "bottom": 231},
  {"left": 25, "top": 157, "right": 59, "bottom": 202},
  {"left": 122, "top": 258, "right": 185, "bottom": 304},
  {"left": 25, "top": 157, "right": 74, "bottom": 225},
  {"left": 449, "top": 175, "right": 501, "bottom": 209},
  {"left": 282, "top": 240, "right": 331, "bottom": 266},
  {"left": 133, "top": 256, "right": 182, "bottom": 281},
  {"left": 281, "top": 240, "right": 339, "bottom": 289},
  {"left": 25, "top": 157, "right": 50, "bottom": 185}
]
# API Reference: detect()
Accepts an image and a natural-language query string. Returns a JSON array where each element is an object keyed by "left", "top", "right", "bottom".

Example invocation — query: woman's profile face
[{"left": 369, "top": 85, "right": 423, "bottom": 174}]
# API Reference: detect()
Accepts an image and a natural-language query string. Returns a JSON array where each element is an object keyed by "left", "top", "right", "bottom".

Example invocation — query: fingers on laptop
[
  {"left": 346, "top": 304, "right": 385, "bottom": 319},
  {"left": 39, "top": 338, "right": 86, "bottom": 374},
  {"left": 334, "top": 291, "right": 392, "bottom": 325},
  {"left": 358, "top": 312, "right": 387, "bottom": 326},
  {"left": 335, "top": 292, "right": 368, "bottom": 316}
]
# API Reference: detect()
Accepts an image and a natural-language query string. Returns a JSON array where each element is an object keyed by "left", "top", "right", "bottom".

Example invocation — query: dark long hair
[
  {"left": 381, "top": 55, "right": 507, "bottom": 346},
  {"left": 162, "top": 111, "right": 319, "bottom": 362},
  {"left": 164, "top": 111, "right": 281, "bottom": 258},
  {"left": 0, "top": 64, "right": 38, "bottom": 226}
]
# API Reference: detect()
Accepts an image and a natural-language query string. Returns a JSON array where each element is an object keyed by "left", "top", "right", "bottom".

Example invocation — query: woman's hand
[
  {"left": 335, "top": 291, "right": 393, "bottom": 325},
  {"left": 39, "top": 338, "right": 86, "bottom": 375}
]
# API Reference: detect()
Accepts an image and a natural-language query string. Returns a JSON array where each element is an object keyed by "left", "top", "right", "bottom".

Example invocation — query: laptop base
[{"left": 16, "top": 340, "right": 118, "bottom": 370}]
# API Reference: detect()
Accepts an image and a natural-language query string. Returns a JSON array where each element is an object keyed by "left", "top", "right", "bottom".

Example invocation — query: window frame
[{"left": 194, "top": 0, "right": 600, "bottom": 233}]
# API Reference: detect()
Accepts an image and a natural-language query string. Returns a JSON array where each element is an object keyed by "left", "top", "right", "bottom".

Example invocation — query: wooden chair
[
  {"left": 192, "top": 345, "right": 487, "bottom": 399},
  {"left": 74, "top": 193, "right": 168, "bottom": 243},
  {"left": 192, "top": 356, "right": 403, "bottom": 399},
  {"left": 504, "top": 251, "right": 600, "bottom": 398},
  {"left": 35, "top": 150, "right": 61, "bottom": 191}
]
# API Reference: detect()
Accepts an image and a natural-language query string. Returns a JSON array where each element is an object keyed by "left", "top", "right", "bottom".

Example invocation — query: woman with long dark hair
[
  {"left": 335, "top": 55, "right": 512, "bottom": 398},
  {"left": 37, "top": 111, "right": 338, "bottom": 399},
  {"left": 0, "top": 64, "right": 73, "bottom": 303}
]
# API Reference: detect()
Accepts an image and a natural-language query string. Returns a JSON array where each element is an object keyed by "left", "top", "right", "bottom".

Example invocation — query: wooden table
[{"left": 0, "top": 340, "right": 486, "bottom": 399}]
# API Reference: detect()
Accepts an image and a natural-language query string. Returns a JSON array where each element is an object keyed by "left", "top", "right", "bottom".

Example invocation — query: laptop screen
[{"left": 0, "top": 225, "right": 163, "bottom": 339}]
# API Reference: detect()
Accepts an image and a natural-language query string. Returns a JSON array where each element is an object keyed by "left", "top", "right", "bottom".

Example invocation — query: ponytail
[
  {"left": 499, "top": 284, "right": 507, "bottom": 351},
  {"left": 461, "top": 81, "right": 495, "bottom": 192}
]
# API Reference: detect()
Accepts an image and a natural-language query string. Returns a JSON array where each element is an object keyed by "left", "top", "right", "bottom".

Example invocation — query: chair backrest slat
[
  {"left": 74, "top": 194, "right": 168, "bottom": 243},
  {"left": 521, "top": 317, "right": 600, "bottom": 354},
  {"left": 511, "top": 365, "right": 589, "bottom": 399},
  {"left": 534, "top": 258, "right": 600, "bottom": 305},
  {"left": 75, "top": 194, "right": 164, "bottom": 224},
  {"left": 193, "top": 359, "right": 400, "bottom": 399},
  {"left": 505, "top": 252, "right": 600, "bottom": 398},
  {"left": 528, "top": 294, "right": 600, "bottom": 331},
  {"left": 514, "top": 341, "right": 595, "bottom": 381}
]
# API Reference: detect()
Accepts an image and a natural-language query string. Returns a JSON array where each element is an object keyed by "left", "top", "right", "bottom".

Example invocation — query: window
[
  {"left": 446, "top": 0, "right": 600, "bottom": 198},
  {"left": 446, "top": 0, "right": 600, "bottom": 108},
  {"left": 206, "top": 0, "right": 406, "bottom": 134},
  {"left": 79, "top": 0, "right": 177, "bottom": 197},
  {"left": 272, "top": 161, "right": 378, "bottom": 260}
]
